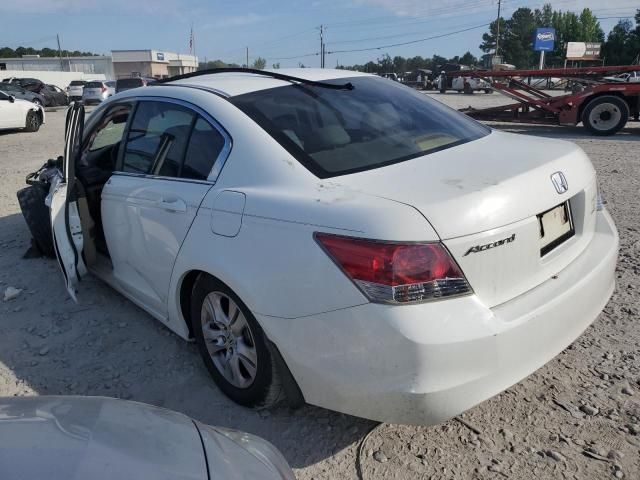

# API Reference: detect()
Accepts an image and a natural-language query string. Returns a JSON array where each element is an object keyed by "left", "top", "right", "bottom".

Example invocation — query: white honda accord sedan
[{"left": 48, "top": 68, "right": 618, "bottom": 425}]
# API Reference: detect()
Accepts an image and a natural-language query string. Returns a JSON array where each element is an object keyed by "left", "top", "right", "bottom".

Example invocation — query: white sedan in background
[
  {"left": 45, "top": 68, "right": 618, "bottom": 425},
  {"left": 0, "top": 90, "right": 44, "bottom": 132}
]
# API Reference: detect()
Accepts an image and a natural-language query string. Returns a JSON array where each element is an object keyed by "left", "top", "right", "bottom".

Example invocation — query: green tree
[
  {"left": 602, "top": 19, "right": 635, "bottom": 65},
  {"left": 459, "top": 51, "right": 478, "bottom": 66},
  {"left": 480, "top": 17, "right": 508, "bottom": 55},
  {"left": 272, "top": 62, "right": 280, "bottom": 69},
  {"left": 251, "top": 57, "right": 266, "bottom": 69},
  {"left": 502, "top": 8, "right": 537, "bottom": 68}
]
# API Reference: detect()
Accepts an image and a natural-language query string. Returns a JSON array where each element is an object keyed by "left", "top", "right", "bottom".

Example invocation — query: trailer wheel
[{"left": 582, "top": 95, "right": 629, "bottom": 136}]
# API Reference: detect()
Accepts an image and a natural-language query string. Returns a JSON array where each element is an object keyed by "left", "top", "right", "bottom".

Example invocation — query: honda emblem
[{"left": 551, "top": 172, "right": 568, "bottom": 194}]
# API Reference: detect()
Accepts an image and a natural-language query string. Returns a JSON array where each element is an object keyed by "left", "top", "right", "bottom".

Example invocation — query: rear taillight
[
  {"left": 315, "top": 233, "right": 471, "bottom": 304},
  {"left": 101, "top": 86, "right": 107, "bottom": 92}
]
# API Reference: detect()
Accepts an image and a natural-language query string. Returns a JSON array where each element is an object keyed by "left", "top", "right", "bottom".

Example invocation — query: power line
[
  {"left": 269, "top": 51, "right": 320, "bottom": 61},
  {"left": 326, "top": 23, "right": 490, "bottom": 55}
]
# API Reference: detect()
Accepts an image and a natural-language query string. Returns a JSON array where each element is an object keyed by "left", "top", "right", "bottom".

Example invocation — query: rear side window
[
  {"left": 231, "top": 76, "right": 489, "bottom": 178},
  {"left": 121, "top": 101, "right": 226, "bottom": 180},
  {"left": 182, "top": 118, "right": 225, "bottom": 180},
  {"left": 123, "top": 102, "right": 195, "bottom": 175}
]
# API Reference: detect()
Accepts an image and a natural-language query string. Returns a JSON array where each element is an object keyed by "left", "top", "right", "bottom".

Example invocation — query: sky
[{"left": 0, "top": 0, "right": 638, "bottom": 68}]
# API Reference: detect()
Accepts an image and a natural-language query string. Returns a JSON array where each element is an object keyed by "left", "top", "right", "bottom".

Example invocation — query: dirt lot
[{"left": 1, "top": 93, "right": 639, "bottom": 480}]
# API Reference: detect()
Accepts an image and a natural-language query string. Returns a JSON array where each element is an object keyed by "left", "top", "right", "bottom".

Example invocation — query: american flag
[{"left": 189, "top": 27, "right": 194, "bottom": 54}]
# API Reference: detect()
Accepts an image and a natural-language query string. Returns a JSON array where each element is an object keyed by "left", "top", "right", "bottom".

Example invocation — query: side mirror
[{"left": 8, "top": 95, "right": 15, "bottom": 103}]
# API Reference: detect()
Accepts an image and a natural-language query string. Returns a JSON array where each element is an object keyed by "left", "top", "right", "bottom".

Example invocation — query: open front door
[{"left": 50, "top": 102, "right": 87, "bottom": 301}]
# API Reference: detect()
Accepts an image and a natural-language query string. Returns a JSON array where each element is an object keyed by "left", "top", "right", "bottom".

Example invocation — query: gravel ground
[{"left": 0, "top": 93, "right": 639, "bottom": 480}]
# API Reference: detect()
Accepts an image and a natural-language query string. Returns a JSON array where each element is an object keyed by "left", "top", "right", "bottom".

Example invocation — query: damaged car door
[
  {"left": 50, "top": 103, "right": 87, "bottom": 301},
  {"left": 100, "top": 99, "right": 225, "bottom": 318}
]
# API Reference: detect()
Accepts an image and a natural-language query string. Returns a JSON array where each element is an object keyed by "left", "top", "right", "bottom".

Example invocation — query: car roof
[{"left": 168, "top": 68, "right": 372, "bottom": 97}]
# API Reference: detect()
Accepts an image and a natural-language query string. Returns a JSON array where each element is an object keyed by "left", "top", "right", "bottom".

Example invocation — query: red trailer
[{"left": 445, "top": 65, "right": 640, "bottom": 135}]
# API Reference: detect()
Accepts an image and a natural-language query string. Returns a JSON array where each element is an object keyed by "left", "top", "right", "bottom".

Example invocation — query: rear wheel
[
  {"left": 582, "top": 95, "right": 629, "bottom": 136},
  {"left": 191, "top": 275, "right": 283, "bottom": 408},
  {"left": 24, "top": 111, "right": 41, "bottom": 132}
]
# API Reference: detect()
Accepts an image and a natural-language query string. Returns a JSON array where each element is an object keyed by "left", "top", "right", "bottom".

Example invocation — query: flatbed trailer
[{"left": 446, "top": 65, "right": 640, "bottom": 135}]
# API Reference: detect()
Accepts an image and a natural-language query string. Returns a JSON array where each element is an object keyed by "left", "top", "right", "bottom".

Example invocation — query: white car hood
[
  {"left": 0, "top": 396, "right": 207, "bottom": 480},
  {"left": 336, "top": 130, "right": 596, "bottom": 239}
]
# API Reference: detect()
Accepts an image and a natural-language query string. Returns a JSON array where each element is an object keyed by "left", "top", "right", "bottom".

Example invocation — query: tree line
[
  {"left": 0, "top": 46, "right": 98, "bottom": 58},
  {"left": 480, "top": 5, "right": 640, "bottom": 68}
]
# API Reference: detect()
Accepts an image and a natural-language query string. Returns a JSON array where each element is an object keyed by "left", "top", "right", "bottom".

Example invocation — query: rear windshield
[
  {"left": 70, "top": 80, "right": 86, "bottom": 86},
  {"left": 85, "top": 81, "right": 104, "bottom": 88},
  {"left": 230, "top": 76, "right": 489, "bottom": 178},
  {"left": 117, "top": 78, "right": 143, "bottom": 88}
]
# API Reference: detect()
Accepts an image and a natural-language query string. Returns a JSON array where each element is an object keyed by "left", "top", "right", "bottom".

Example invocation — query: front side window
[
  {"left": 231, "top": 76, "right": 489, "bottom": 178},
  {"left": 87, "top": 105, "right": 131, "bottom": 153}
]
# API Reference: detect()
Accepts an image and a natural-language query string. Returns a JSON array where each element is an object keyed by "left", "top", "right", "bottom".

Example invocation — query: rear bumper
[{"left": 258, "top": 209, "right": 618, "bottom": 425}]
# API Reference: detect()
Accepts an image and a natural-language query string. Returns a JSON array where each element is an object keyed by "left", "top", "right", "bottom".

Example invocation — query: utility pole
[
  {"left": 56, "top": 34, "right": 64, "bottom": 71},
  {"left": 494, "top": 0, "right": 502, "bottom": 58},
  {"left": 319, "top": 25, "right": 325, "bottom": 68},
  {"left": 246, "top": 47, "right": 249, "bottom": 68}
]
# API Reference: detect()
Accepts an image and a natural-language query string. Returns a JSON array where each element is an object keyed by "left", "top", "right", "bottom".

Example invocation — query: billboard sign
[
  {"left": 534, "top": 28, "right": 556, "bottom": 52},
  {"left": 566, "top": 42, "right": 601, "bottom": 60},
  {"left": 156, "top": 52, "right": 165, "bottom": 61}
]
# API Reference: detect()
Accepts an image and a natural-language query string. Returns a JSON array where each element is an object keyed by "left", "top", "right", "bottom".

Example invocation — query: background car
[
  {"left": 0, "top": 396, "right": 295, "bottom": 480},
  {"left": 66, "top": 80, "right": 86, "bottom": 101},
  {"left": 115, "top": 76, "right": 156, "bottom": 93},
  {"left": 603, "top": 71, "right": 640, "bottom": 83},
  {"left": 2, "top": 77, "right": 45, "bottom": 94},
  {"left": 0, "top": 90, "right": 44, "bottom": 132},
  {"left": 41, "top": 84, "right": 69, "bottom": 107},
  {"left": 82, "top": 80, "right": 111, "bottom": 104},
  {"left": 0, "top": 82, "right": 46, "bottom": 106},
  {"left": 105, "top": 80, "right": 116, "bottom": 96}
]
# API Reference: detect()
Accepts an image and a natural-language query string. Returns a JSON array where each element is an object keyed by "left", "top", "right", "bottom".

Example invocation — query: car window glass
[
  {"left": 123, "top": 101, "right": 195, "bottom": 176},
  {"left": 181, "top": 117, "right": 225, "bottom": 180},
  {"left": 231, "top": 76, "right": 489, "bottom": 178},
  {"left": 87, "top": 105, "right": 131, "bottom": 152}
]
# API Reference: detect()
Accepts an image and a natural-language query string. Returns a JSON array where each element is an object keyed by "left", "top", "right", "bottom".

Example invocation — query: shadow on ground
[{"left": 0, "top": 212, "right": 374, "bottom": 469}]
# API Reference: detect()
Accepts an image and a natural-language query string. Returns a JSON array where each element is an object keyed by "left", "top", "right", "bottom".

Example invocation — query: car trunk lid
[{"left": 336, "top": 131, "right": 599, "bottom": 307}]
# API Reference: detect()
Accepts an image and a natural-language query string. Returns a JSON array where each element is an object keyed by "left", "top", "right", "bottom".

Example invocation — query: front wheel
[
  {"left": 582, "top": 95, "right": 629, "bottom": 136},
  {"left": 24, "top": 111, "right": 40, "bottom": 132},
  {"left": 191, "top": 275, "right": 283, "bottom": 408}
]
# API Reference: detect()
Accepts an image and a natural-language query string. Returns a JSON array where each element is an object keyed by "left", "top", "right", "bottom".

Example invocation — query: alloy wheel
[{"left": 200, "top": 291, "right": 258, "bottom": 388}]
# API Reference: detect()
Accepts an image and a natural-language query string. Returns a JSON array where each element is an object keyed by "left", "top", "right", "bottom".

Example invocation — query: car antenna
[{"left": 156, "top": 68, "right": 354, "bottom": 90}]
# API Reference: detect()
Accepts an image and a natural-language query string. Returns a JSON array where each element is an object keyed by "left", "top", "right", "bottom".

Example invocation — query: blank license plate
[{"left": 538, "top": 201, "right": 574, "bottom": 256}]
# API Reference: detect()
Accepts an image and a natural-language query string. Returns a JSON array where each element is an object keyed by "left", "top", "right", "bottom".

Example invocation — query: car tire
[
  {"left": 582, "top": 95, "right": 629, "bottom": 136},
  {"left": 17, "top": 185, "right": 56, "bottom": 258},
  {"left": 24, "top": 111, "right": 41, "bottom": 132},
  {"left": 191, "top": 275, "right": 284, "bottom": 408},
  {"left": 484, "top": 89, "right": 493, "bottom": 94}
]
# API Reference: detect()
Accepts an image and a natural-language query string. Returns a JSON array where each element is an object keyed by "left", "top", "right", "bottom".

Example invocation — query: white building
[
  {"left": 0, "top": 50, "right": 199, "bottom": 81},
  {"left": 111, "top": 50, "right": 198, "bottom": 79}
]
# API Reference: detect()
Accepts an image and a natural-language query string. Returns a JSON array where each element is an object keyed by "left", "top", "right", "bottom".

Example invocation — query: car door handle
[{"left": 156, "top": 197, "right": 187, "bottom": 213}]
